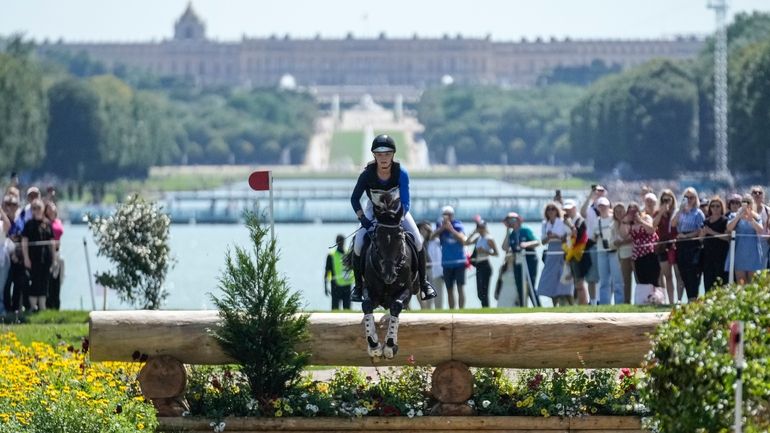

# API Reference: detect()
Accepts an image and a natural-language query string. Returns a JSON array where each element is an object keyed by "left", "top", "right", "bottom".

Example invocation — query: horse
[{"left": 360, "top": 187, "right": 418, "bottom": 359}]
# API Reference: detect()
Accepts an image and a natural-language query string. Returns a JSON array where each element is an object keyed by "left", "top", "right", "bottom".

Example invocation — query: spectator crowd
[
  {"left": 1, "top": 179, "right": 64, "bottom": 315},
  {"left": 413, "top": 184, "right": 770, "bottom": 309}
]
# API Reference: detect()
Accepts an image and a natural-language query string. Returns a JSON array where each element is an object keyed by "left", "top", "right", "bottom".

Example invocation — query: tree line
[
  {"left": 418, "top": 12, "right": 770, "bottom": 179},
  {"left": 0, "top": 38, "right": 317, "bottom": 183}
]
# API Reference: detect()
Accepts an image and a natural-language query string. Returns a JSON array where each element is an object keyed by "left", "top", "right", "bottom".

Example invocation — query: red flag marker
[{"left": 249, "top": 171, "right": 271, "bottom": 191}]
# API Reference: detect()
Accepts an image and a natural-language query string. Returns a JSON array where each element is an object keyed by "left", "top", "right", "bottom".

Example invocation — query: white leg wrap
[
  {"left": 364, "top": 314, "right": 382, "bottom": 357},
  {"left": 383, "top": 315, "right": 400, "bottom": 359}
]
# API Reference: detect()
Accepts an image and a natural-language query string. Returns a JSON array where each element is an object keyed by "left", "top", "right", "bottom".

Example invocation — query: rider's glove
[{"left": 359, "top": 215, "right": 373, "bottom": 230}]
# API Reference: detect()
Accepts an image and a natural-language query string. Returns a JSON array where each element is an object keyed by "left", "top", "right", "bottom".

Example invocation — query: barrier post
[{"left": 728, "top": 231, "right": 736, "bottom": 284}]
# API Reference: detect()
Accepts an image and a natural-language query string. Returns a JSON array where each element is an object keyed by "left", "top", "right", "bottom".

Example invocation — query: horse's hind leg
[
  {"left": 362, "top": 300, "right": 382, "bottom": 358},
  {"left": 383, "top": 290, "right": 409, "bottom": 359}
]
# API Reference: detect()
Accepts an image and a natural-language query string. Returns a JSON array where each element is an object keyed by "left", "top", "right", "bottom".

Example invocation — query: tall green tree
[
  {"left": 0, "top": 44, "right": 48, "bottom": 174},
  {"left": 570, "top": 60, "right": 699, "bottom": 177}
]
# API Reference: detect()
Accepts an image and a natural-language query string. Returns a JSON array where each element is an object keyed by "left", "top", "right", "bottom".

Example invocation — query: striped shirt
[{"left": 676, "top": 208, "right": 705, "bottom": 234}]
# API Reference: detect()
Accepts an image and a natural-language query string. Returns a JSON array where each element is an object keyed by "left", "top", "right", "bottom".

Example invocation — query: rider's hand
[{"left": 359, "top": 215, "right": 373, "bottom": 230}]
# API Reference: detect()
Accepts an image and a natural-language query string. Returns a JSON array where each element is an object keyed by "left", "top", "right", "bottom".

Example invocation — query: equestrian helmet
[{"left": 371, "top": 134, "right": 396, "bottom": 153}]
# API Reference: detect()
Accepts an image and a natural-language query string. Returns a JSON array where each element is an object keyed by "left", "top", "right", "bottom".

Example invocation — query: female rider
[{"left": 350, "top": 134, "right": 437, "bottom": 302}]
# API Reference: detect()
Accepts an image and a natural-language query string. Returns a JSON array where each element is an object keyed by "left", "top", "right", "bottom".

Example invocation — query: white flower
[
  {"left": 407, "top": 409, "right": 416, "bottom": 418},
  {"left": 416, "top": 410, "right": 423, "bottom": 417},
  {"left": 467, "top": 399, "right": 475, "bottom": 406},
  {"left": 482, "top": 400, "right": 491, "bottom": 408}
]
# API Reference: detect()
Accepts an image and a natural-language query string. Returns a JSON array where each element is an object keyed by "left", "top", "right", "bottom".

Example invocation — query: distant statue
[{"left": 353, "top": 94, "right": 384, "bottom": 112}]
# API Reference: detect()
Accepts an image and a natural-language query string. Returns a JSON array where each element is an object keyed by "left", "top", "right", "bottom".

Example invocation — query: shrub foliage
[
  {"left": 86, "top": 194, "right": 172, "bottom": 309},
  {"left": 210, "top": 211, "right": 310, "bottom": 402},
  {"left": 641, "top": 272, "right": 770, "bottom": 432}
]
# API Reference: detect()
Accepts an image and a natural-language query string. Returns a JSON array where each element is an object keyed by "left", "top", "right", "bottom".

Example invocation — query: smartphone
[{"left": 590, "top": 184, "right": 597, "bottom": 191}]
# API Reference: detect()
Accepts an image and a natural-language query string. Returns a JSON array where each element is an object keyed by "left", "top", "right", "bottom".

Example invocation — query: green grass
[
  {"left": 2, "top": 323, "right": 88, "bottom": 347},
  {"left": 329, "top": 131, "right": 365, "bottom": 165}
]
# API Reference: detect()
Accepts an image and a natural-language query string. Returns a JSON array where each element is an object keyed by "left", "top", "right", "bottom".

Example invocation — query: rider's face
[{"left": 373, "top": 151, "right": 394, "bottom": 169}]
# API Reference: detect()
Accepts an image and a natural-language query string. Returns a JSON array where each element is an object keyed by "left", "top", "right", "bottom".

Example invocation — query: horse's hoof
[
  {"left": 383, "top": 340, "right": 398, "bottom": 359},
  {"left": 368, "top": 342, "right": 383, "bottom": 358}
]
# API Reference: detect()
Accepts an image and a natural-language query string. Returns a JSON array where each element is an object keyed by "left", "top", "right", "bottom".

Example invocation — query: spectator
[
  {"left": 502, "top": 212, "right": 541, "bottom": 307},
  {"left": 701, "top": 196, "right": 729, "bottom": 292},
  {"left": 431, "top": 206, "right": 467, "bottom": 309},
  {"left": 726, "top": 194, "right": 742, "bottom": 217},
  {"left": 4, "top": 194, "right": 27, "bottom": 313},
  {"left": 45, "top": 201, "right": 64, "bottom": 310},
  {"left": 564, "top": 199, "right": 591, "bottom": 304},
  {"left": 725, "top": 194, "right": 765, "bottom": 285},
  {"left": 750, "top": 186, "right": 769, "bottom": 267},
  {"left": 0, "top": 196, "right": 12, "bottom": 314},
  {"left": 537, "top": 202, "right": 573, "bottom": 306},
  {"left": 699, "top": 196, "right": 709, "bottom": 215},
  {"left": 612, "top": 203, "right": 634, "bottom": 303},
  {"left": 21, "top": 198, "right": 56, "bottom": 312},
  {"left": 466, "top": 219, "right": 498, "bottom": 307},
  {"left": 18, "top": 187, "right": 40, "bottom": 225},
  {"left": 671, "top": 187, "right": 705, "bottom": 302},
  {"left": 580, "top": 185, "right": 605, "bottom": 305},
  {"left": 621, "top": 202, "right": 660, "bottom": 287},
  {"left": 652, "top": 189, "right": 681, "bottom": 304},
  {"left": 418, "top": 222, "right": 444, "bottom": 309},
  {"left": 324, "top": 234, "right": 353, "bottom": 310},
  {"left": 593, "top": 197, "right": 624, "bottom": 304}
]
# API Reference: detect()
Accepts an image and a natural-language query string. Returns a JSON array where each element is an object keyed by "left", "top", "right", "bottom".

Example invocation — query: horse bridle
[{"left": 369, "top": 223, "right": 407, "bottom": 277}]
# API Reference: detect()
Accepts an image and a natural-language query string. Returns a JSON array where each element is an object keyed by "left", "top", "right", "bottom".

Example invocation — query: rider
[{"left": 350, "top": 134, "right": 437, "bottom": 303}]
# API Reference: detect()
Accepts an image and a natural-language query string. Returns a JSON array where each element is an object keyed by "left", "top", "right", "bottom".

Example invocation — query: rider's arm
[
  {"left": 350, "top": 172, "right": 367, "bottom": 218},
  {"left": 399, "top": 167, "right": 410, "bottom": 214}
]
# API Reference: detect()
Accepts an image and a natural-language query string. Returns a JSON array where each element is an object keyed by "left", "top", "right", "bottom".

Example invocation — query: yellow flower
[
  {"left": 275, "top": 410, "right": 283, "bottom": 417},
  {"left": 540, "top": 408, "right": 550, "bottom": 417},
  {"left": 137, "top": 422, "right": 145, "bottom": 430}
]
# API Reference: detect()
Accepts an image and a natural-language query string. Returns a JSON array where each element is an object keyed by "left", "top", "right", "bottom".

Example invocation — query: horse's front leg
[
  {"left": 362, "top": 299, "right": 383, "bottom": 358},
  {"left": 383, "top": 288, "right": 410, "bottom": 359}
]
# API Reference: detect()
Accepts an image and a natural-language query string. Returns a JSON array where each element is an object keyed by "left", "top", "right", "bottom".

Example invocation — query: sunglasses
[
  {"left": 709, "top": 204, "right": 722, "bottom": 208},
  {"left": 751, "top": 191, "right": 763, "bottom": 195},
  {"left": 684, "top": 195, "right": 695, "bottom": 200},
  {"left": 742, "top": 201, "right": 752, "bottom": 205}
]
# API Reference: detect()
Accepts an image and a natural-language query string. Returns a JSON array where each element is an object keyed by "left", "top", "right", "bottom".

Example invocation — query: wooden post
[
  {"left": 430, "top": 361, "right": 475, "bottom": 416},
  {"left": 137, "top": 355, "right": 189, "bottom": 417}
]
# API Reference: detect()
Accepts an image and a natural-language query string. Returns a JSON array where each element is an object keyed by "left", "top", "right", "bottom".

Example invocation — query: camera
[{"left": 602, "top": 239, "right": 610, "bottom": 250}]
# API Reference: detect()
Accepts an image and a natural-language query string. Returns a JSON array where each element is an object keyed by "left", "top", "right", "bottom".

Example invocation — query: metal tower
[{"left": 708, "top": 0, "right": 730, "bottom": 181}]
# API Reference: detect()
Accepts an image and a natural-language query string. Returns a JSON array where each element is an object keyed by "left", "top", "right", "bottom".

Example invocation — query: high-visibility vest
[{"left": 329, "top": 250, "right": 354, "bottom": 286}]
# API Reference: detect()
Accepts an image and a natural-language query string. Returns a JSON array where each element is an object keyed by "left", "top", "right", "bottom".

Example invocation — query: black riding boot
[
  {"left": 417, "top": 249, "right": 437, "bottom": 301},
  {"left": 351, "top": 253, "right": 364, "bottom": 302}
]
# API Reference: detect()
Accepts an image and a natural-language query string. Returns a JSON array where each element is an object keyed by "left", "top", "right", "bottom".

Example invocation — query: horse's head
[
  {"left": 371, "top": 187, "right": 403, "bottom": 226},
  {"left": 371, "top": 224, "right": 406, "bottom": 285}
]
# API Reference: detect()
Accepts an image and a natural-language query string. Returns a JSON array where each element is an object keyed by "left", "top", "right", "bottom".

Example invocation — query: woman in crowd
[
  {"left": 417, "top": 222, "right": 444, "bottom": 309},
  {"left": 612, "top": 203, "right": 634, "bottom": 303},
  {"left": 0, "top": 196, "right": 12, "bottom": 314},
  {"left": 21, "top": 198, "right": 56, "bottom": 312},
  {"left": 671, "top": 187, "right": 705, "bottom": 302},
  {"left": 466, "top": 219, "right": 498, "bottom": 308},
  {"left": 621, "top": 202, "right": 660, "bottom": 287},
  {"left": 725, "top": 194, "right": 765, "bottom": 284},
  {"left": 726, "top": 194, "right": 742, "bottom": 217},
  {"left": 701, "top": 196, "right": 729, "bottom": 292},
  {"left": 537, "top": 203, "right": 573, "bottom": 306},
  {"left": 45, "top": 202, "right": 64, "bottom": 310},
  {"left": 592, "top": 197, "right": 624, "bottom": 304},
  {"left": 652, "top": 189, "right": 681, "bottom": 304}
]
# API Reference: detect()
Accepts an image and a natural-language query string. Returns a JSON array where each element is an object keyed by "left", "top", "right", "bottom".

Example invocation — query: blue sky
[{"left": 2, "top": 0, "right": 769, "bottom": 42}]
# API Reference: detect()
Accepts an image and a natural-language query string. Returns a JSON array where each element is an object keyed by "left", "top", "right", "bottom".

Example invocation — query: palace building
[{"left": 45, "top": 4, "right": 705, "bottom": 102}]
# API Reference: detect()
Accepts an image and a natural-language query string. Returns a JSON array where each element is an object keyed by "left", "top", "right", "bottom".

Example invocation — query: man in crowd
[
  {"left": 564, "top": 199, "right": 591, "bottom": 305},
  {"left": 324, "top": 234, "right": 353, "bottom": 310},
  {"left": 432, "top": 206, "right": 467, "bottom": 309},
  {"left": 580, "top": 185, "right": 605, "bottom": 305}
]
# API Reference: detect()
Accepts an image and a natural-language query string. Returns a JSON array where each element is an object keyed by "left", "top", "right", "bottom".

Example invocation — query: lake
[{"left": 58, "top": 221, "right": 546, "bottom": 311}]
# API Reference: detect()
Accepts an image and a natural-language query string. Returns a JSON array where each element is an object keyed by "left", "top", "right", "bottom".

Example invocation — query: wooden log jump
[{"left": 89, "top": 311, "right": 667, "bottom": 368}]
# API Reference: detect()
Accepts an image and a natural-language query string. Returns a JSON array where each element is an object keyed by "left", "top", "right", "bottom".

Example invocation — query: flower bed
[
  {"left": 157, "top": 415, "right": 646, "bottom": 432},
  {"left": 0, "top": 332, "right": 157, "bottom": 432}
]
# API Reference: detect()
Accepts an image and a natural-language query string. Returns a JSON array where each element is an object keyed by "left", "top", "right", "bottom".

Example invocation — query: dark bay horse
[{"left": 360, "top": 188, "right": 418, "bottom": 359}]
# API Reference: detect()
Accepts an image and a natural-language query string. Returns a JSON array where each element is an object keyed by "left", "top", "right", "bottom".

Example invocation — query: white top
[
  {"left": 593, "top": 216, "right": 615, "bottom": 248},
  {"left": 612, "top": 220, "right": 633, "bottom": 259},
  {"left": 585, "top": 203, "right": 600, "bottom": 237},
  {"left": 474, "top": 235, "right": 492, "bottom": 261},
  {"left": 542, "top": 218, "right": 568, "bottom": 243}
]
